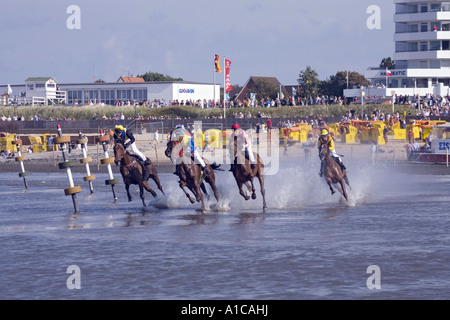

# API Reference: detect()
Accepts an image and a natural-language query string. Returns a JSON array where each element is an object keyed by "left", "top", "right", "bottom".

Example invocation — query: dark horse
[
  {"left": 165, "top": 140, "right": 221, "bottom": 213},
  {"left": 114, "top": 143, "right": 164, "bottom": 206},
  {"left": 231, "top": 138, "right": 267, "bottom": 211},
  {"left": 319, "top": 142, "right": 351, "bottom": 202}
]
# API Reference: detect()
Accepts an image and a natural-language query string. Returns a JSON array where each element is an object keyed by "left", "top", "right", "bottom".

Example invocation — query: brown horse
[
  {"left": 319, "top": 142, "right": 350, "bottom": 202},
  {"left": 114, "top": 143, "right": 164, "bottom": 206},
  {"left": 231, "top": 138, "right": 267, "bottom": 211},
  {"left": 165, "top": 140, "right": 221, "bottom": 213}
]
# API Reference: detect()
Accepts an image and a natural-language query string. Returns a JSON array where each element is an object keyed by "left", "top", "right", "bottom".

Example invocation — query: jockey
[
  {"left": 171, "top": 124, "right": 209, "bottom": 175},
  {"left": 229, "top": 123, "right": 256, "bottom": 172},
  {"left": 318, "top": 128, "right": 346, "bottom": 177},
  {"left": 114, "top": 125, "right": 150, "bottom": 165}
]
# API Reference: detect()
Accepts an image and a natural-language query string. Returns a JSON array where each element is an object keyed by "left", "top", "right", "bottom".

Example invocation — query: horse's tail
[{"left": 210, "top": 162, "right": 224, "bottom": 171}]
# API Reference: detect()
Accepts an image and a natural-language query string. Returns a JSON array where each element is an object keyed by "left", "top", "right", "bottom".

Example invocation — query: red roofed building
[{"left": 117, "top": 76, "right": 145, "bottom": 83}]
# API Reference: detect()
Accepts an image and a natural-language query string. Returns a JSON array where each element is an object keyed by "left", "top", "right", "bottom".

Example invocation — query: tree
[
  {"left": 320, "top": 71, "right": 371, "bottom": 97},
  {"left": 250, "top": 79, "right": 279, "bottom": 100},
  {"left": 297, "top": 66, "right": 320, "bottom": 99},
  {"left": 137, "top": 72, "right": 183, "bottom": 82},
  {"left": 379, "top": 57, "right": 395, "bottom": 69}
]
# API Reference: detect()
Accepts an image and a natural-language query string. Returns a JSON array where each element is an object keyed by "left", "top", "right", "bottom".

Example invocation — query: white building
[
  {"left": 1, "top": 79, "right": 220, "bottom": 106},
  {"left": 345, "top": 0, "right": 450, "bottom": 98}
]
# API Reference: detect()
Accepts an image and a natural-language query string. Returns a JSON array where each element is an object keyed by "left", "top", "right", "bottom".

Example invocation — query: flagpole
[
  {"left": 386, "top": 68, "right": 388, "bottom": 89},
  {"left": 213, "top": 54, "right": 216, "bottom": 106},
  {"left": 223, "top": 56, "right": 226, "bottom": 119}
]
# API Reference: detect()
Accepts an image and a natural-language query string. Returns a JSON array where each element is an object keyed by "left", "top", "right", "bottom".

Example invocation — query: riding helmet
[
  {"left": 115, "top": 125, "right": 125, "bottom": 132},
  {"left": 232, "top": 124, "right": 240, "bottom": 130}
]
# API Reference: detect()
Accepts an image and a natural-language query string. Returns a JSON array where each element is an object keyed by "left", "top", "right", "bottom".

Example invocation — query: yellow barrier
[
  {"left": 193, "top": 132, "right": 204, "bottom": 149},
  {"left": 206, "top": 129, "right": 222, "bottom": 148},
  {"left": 29, "top": 136, "right": 44, "bottom": 153},
  {"left": 0, "top": 133, "right": 15, "bottom": 152}
]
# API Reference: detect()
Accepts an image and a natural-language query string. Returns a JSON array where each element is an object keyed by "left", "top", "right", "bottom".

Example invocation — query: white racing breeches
[{"left": 127, "top": 141, "right": 147, "bottom": 162}]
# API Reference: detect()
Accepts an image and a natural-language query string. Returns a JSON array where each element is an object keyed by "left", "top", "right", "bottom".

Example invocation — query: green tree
[
  {"left": 379, "top": 57, "right": 395, "bottom": 69},
  {"left": 297, "top": 66, "right": 320, "bottom": 99},
  {"left": 138, "top": 71, "right": 183, "bottom": 82},
  {"left": 250, "top": 79, "right": 279, "bottom": 100},
  {"left": 320, "top": 71, "right": 371, "bottom": 97}
]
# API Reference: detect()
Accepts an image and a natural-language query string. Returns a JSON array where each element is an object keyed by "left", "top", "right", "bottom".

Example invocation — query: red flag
[
  {"left": 215, "top": 55, "right": 221, "bottom": 73},
  {"left": 225, "top": 59, "right": 233, "bottom": 92},
  {"left": 386, "top": 69, "right": 392, "bottom": 76}
]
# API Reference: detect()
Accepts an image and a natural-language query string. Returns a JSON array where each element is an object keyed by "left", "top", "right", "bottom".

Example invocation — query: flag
[
  {"left": 386, "top": 69, "right": 392, "bottom": 77},
  {"left": 215, "top": 54, "right": 221, "bottom": 73},
  {"left": 250, "top": 93, "right": 256, "bottom": 107},
  {"left": 224, "top": 59, "right": 233, "bottom": 92},
  {"left": 7, "top": 84, "right": 12, "bottom": 95}
]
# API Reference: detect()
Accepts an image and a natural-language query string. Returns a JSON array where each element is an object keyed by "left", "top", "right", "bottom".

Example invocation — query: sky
[{"left": 0, "top": 0, "right": 395, "bottom": 86}]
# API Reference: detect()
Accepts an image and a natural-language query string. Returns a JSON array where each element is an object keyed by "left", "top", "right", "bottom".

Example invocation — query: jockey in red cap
[{"left": 229, "top": 124, "right": 256, "bottom": 172}]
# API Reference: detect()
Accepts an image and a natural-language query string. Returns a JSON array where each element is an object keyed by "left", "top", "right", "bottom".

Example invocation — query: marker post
[
  {"left": 77, "top": 131, "right": 95, "bottom": 194},
  {"left": 56, "top": 125, "right": 81, "bottom": 213},
  {"left": 97, "top": 130, "right": 119, "bottom": 202},
  {"left": 12, "top": 137, "right": 29, "bottom": 189}
]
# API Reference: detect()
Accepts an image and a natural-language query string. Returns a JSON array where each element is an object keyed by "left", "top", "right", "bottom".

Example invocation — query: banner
[
  {"left": 224, "top": 59, "right": 233, "bottom": 92},
  {"left": 215, "top": 54, "right": 221, "bottom": 73}
]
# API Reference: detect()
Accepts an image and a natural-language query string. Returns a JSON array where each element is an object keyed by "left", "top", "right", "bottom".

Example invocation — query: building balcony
[
  {"left": 394, "top": 50, "right": 450, "bottom": 60},
  {"left": 394, "top": 31, "right": 450, "bottom": 42},
  {"left": 394, "top": 12, "right": 450, "bottom": 23}
]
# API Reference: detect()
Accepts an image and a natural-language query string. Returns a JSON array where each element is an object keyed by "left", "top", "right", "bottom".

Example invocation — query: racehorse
[
  {"left": 319, "top": 142, "right": 350, "bottom": 202},
  {"left": 114, "top": 143, "right": 164, "bottom": 206},
  {"left": 165, "top": 140, "right": 221, "bottom": 213},
  {"left": 231, "top": 138, "right": 267, "bottom": 211}
]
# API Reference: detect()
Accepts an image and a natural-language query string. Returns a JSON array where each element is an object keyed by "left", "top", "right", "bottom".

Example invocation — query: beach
[{"left": 1, "top": 133, "right": 449, "bottom": 175}]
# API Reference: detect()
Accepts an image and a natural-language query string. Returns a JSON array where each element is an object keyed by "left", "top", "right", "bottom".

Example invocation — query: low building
[{"left": 1, "top": 78, "right": 220, "bottom": 106}]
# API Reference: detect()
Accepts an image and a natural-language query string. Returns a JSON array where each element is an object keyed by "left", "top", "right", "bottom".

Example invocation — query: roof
[
  {"left": 25, "top": 77, "right": 55, "bottom": 83},
  {"left": 117, "top": 76, "right": 145, "bottom": 83},
  {"left": 234, "top": 76, "right": 289, "bottom": 101}
]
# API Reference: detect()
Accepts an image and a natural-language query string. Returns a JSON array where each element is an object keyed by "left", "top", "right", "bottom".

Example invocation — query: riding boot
[
  {"left": 340, "top": 161, "right": 346, "bottom": 171},
  {"left": 174, "top": 164, "right": 180, "bottom": 176},
  {"left": 251, "top": 163, "right": 256, "bottom": 170},
  {"left": 229, "top": 164, "right": 234, "bottom": 172},
  {"left": 319, "top": 161, "right": 325, "bottom": 177},
  {"left": 202, "top": 165, "right": 210, "bottom": 175}
]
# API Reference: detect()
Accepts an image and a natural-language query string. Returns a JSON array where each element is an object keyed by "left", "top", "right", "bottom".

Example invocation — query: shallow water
[{"left": 1, "top": 156, "right": 450, "bottom": 300}]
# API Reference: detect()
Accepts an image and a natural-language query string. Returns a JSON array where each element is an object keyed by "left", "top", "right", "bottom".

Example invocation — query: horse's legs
[
  {"left": 344, "top": 173, "right": 351, "bottom": 190},
  {"left": 125, "top": 184, "right": 133, "bottom": 202},
  {"left": 180, "top": 181, "right": 196, "bottom": 204},
  {"left": 237, "top": 181, "right": 251, "bottom": 201},
  {"left": 257, "top": 172, "right": 267, "bottom": 211},
  {"left": 139, "top": 184, "right": 147, "bottom": 207},
  {"left": 250, "top": 178, "right": 257, "bottom": 200},
  {"left": 204, "top": 175, "right": 219, "bottom": 202},
  {"left": 326, "top": 178, "right": 336, "bottom": 195},
  {"left": 339, "top": 179, "right": 349, "bottom": 202},
  {"left": 200, "top": 182, "right": 210, "bottom": 200},
  {"left": 197, "top": 185, "right": 206, "bottom": 213},
  {"left": 149, "top": 166, "right": 165, "bottom": 195},
  {"left": 143, "top": 181, "right": 157, "bottom": 198}
]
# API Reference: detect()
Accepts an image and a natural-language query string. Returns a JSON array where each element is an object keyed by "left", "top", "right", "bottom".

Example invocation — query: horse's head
[
  {"left": 319, "top": 142, "right": 331, "bottom": 161},
  {"left": 165, "top": 140, "right": 184, "bottom": 164},
  {"left": 114, "top": 143, "right": 125, "bottom": 166}
]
